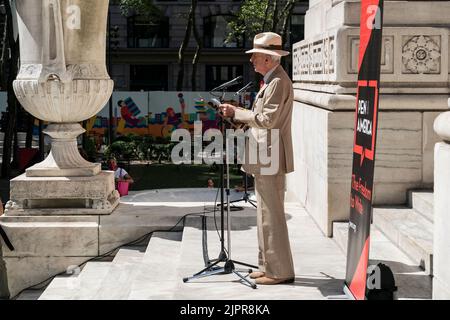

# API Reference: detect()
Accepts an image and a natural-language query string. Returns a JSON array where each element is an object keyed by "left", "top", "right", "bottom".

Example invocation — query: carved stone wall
[
  {"left": 287, "top": 0, "right": 450, "bottom": 237},
  {"left": 293, "top": 27, "right": 449, "bottom": 90}
]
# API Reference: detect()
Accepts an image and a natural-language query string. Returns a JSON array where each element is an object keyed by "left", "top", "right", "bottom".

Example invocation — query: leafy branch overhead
[
  {"left": 226, "top": 0, "right": 298, "bottom": 47},
  {"left": 116, "top": 0, "right": 163, "bottom": 22}
]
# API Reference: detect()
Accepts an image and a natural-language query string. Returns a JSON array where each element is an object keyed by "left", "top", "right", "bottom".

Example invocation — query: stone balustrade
[{"left": 432, "top": 111, "right": 450, "bottom": 299}]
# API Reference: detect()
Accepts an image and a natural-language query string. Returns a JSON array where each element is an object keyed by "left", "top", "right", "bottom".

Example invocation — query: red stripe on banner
[
  {"left": 349, "top": 237, "right": 370, "bottom": 300},
  {"left": 358, "top": 0, "right": 380, "bottom": 70}
]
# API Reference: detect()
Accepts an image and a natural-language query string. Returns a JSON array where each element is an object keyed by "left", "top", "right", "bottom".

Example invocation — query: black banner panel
[{"left": 345, "top": 0, "right": 384, "bottom": 300}]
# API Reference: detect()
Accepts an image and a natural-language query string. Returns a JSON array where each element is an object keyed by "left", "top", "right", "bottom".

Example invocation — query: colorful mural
[
  {"left": 0, "top": 91, "right": 255, "bottom": 150},
  {"left": 86, "top": 91, "right": 256, "bottom": 141}
]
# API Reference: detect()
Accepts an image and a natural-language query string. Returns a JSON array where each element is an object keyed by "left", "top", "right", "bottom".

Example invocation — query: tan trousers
[{"left": 254, "top": 174, "right": 295, "bottom": 279}]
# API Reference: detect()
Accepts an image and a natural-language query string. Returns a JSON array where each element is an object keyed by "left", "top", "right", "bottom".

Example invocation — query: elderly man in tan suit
[{"left": 220, "top": 32, "right": 295, "bottom": 285}]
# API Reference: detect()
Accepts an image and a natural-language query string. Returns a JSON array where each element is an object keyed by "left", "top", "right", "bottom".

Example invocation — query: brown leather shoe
[
  {"left": 255, "top": 276, "right": 295, "bottom": 285},
  {"left": 249, "top": 271, "right": 265, "bottom": 279}
]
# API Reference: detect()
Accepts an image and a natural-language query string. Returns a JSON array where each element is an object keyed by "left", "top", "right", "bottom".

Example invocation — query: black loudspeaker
[{"left": 366, "top": 263, "right": 398, "bottom": 300}]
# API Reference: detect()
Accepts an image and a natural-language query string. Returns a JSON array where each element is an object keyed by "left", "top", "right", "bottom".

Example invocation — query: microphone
[
  {"left": 234, "top": 82, "right": 254, "bottom": 96},
  {"left": 209, "top": 98, "right": 221, "bottom": 108},
  {"left": 210, "top": 76, "right": 243, "bottom": 92}
]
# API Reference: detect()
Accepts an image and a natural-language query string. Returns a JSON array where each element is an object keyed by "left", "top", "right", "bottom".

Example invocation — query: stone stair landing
[
  {"left": 333, "top": 190, "right": 434, "bottom": 276},
  {"left": 31, "top": 198, "right": 433, "bottom": 300},
  {"left": 333, "top": 221, "right": 432, "bottom": 300},
  {"left": 373, "top": 190, "right": 434, "bottom": 275}
]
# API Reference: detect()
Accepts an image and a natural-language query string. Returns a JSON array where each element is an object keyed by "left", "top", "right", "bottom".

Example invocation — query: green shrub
[{"left": 104, "top": 140, "right": 138, "bottom": 161}]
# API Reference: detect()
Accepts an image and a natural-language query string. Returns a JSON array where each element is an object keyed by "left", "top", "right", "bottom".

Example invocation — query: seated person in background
[
  {"left": 108, "top": 158, "right": 134, "bottom": 185},
  {"left": 207, "top": 178, "right": 215, "bottom": 188}
]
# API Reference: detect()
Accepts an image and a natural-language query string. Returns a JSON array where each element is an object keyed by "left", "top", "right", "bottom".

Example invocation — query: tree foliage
[
  {"left": 116, "top": 0, "right": 162, "bottom": 22},
  {"left": 227, "top": 0, "right": 298, "bottom": 47},
  {"left": 0, "top": 0, "right": 21, "bottom": 178},
  {"left": 227, "top": 0, "right": 271, "bottom": 43}
]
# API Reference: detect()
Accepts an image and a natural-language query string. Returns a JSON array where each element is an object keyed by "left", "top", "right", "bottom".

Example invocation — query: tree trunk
[
  {"left": 3, "top": 97, "right": 18, "bottom": 178},
  {"left": 39, "top": 120, "right": 45, "bottom": 161},
  {"left": 190, "top": 0, "right": 201, "bottom": 91},
  {"left": 12, "top": 125, "right": 18, "bottom": 166},
  {"left": 280, "top": 0, "right": 296, "bottom": 46},
  {"left": 0, "top": 241, "right": 10, "bottom": 299},
  {"left": 25, "top": 113, "right": 34, "bottom": 148},
  {"left": 1, "top": 0, "right": 20, "bottom": 178},
  {"left": 271, "top": 0, "right": 280, "bottom": 32},
  {"left": 262, "top": 0, "right": 273, "bottom": 32},
  {"left": 176, "top": 4, "right": 195, "bottom": 91},
  {"left": 280, "top": 0, "right": 296, "bottom": 69},
  {"left": 0, "top": 4, "right": 7, "bottom": 87}
]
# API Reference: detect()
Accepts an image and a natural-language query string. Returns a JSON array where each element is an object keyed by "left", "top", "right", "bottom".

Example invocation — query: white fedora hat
[{"left": 245, "top": 32, "right": 290, "bottom": 57}]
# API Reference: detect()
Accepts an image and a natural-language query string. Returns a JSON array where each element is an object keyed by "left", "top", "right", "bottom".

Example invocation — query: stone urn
[{"left": 13, "top": 0, "right": 113, "bottom": 177}]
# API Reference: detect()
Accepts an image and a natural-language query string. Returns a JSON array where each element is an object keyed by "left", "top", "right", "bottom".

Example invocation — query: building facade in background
[{"left": 108, "top": 0, "right": 308, "bottom": 92}]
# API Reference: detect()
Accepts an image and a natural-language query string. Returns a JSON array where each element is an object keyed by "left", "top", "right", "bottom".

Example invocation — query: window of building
[
  {"left": 290, "top": 14, "right": 305, "bottom": 46},
  {"left": 203, "top": 15, "right": 244, "bottom": 48},
  {"left": 130, "top": 65, "right": 168, "bottom": 91},
  {"left": 127, "top": 16, "right": 169, "bottom": 48},
  {"left": 205, "top": 65, "right": 243, "bottom": 92}
]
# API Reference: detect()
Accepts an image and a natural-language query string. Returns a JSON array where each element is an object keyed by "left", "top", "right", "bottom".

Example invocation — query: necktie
[{"left": 259, "top": 80, "right": 265, "bottom": 89}]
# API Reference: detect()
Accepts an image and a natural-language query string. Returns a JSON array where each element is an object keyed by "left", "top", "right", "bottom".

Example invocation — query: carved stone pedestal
[
  {"left": 5, "top": 171, "right": 119, "bottom": 216},
  {"left": 25, "top": 123, "right": 101, "bottom": 177},
  {"left": 0, "top": 0, "right": 119, "bottom": 300}
]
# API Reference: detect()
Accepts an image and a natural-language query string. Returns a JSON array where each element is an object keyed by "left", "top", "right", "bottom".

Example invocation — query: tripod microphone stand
[
  {"left": 183, "top": 88, "right": 257, "bottom": 289},
  {"left": 229, "top": 171, "right": 257, "bottom": 208}
]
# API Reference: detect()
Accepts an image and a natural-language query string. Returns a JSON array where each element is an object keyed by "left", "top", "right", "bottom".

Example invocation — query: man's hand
[{"left": 219, "top": 103, "right": 236, "bottom": 118}]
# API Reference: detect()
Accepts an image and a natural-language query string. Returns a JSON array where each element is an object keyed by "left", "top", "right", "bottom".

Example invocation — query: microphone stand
[
  {"left": 229, "top": 84, "right": 257, "bottom": 209},
  {"left": 182, "top": 86, "right": 257, "bottom": 289}
]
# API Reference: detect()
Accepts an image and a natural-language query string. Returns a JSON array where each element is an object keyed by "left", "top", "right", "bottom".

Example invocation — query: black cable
[
  {"left": 0, "top": 226, "right": 14, "bottom": 251},
  {"left": 213, "top": 186, "right": 222, "bottom": 244},
  {"left": 203, "top": 186, "right": 228, "bottom": 256},
  {"left": 10, "top": 211, "right": 206, "bottom": 300}
]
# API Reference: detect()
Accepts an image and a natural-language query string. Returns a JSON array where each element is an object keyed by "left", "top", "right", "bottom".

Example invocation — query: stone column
[
  {"left": 287, "top": 0, "right": 450, "bottom": 236},
  {"left": 0, "top": 0, "right": 121, "bottom": 298},
  {"left": 432, "top": 112, "right": 450, "bottom": 299}
]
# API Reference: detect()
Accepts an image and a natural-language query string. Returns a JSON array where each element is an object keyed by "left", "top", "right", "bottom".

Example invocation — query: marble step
[
  {"left": 38, "top": 246, "right": 146, "bottom": 300},
  {"left": 38, "top": 261, "right": 117, "bottom": 300},
  {"left": 15, "top": 289, "right": 46, "bottom": 300},
  {"left": 332, "top": 221, "right": 428, "bottom": 259},
  {"left": 128, "top": 231, "right": 183, "bottom": 299},
  {"left": 172, "top": 216, "right": 260, "bottom": 300},
  {"left": 38, "top": 277, "right": 79, "bottom": 300},
  {"left": 332, "top": 221, "right": 349, "bottom": 255},
  {"left": 373, "top": 207, "right": 433, "bottom": 275},
  {"left": 72, "top": 262, "right": 113, "bottom": 300},
  {"left": 92, "top": 247, "right": 146, "bottom": 300},
  {"left": 408, "top": 190, "right": 434, "bottom": 223}
]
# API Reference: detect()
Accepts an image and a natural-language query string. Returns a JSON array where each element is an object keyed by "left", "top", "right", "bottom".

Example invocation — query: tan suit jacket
[
  {"left": 233, "top": 65, "right": 294, "bottom": 176},
  {"left": 232, "top": 65, "right": 296, "bottom": 278}
]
